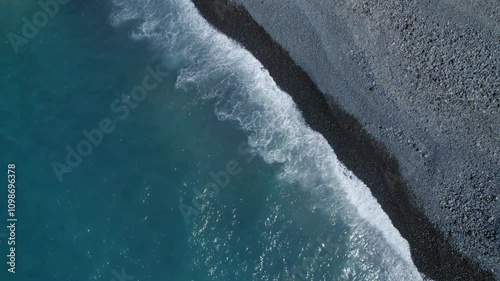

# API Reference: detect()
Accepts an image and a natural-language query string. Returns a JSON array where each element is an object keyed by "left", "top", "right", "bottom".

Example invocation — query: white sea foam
[{"left": 110, "top": 0, "right": 425, "bottom": 279}]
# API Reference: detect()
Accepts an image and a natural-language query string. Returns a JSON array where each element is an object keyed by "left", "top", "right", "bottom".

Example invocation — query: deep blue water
[{"left": 0, "top": 0, "right": 423, "bottom": 280}]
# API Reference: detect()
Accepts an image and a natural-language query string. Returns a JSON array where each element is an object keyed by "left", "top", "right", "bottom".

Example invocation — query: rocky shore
[{"left": 190, "top": 0, "right": 499, "bottom": 280}]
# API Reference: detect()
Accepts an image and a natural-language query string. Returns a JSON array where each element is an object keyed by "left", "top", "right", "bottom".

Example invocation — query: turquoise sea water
[{"left": 1, "top": 0, "right": 424, "bottom": 280}]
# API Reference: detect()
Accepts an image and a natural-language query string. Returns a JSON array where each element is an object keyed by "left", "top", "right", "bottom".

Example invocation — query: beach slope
[{"left": 191, "top": 0, "right": 499, "bottom": 280}]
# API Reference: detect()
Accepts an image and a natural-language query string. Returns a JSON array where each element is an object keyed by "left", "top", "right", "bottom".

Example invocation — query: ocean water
[{"left": 0, "top": 0, "right": 424, "bottom": 280}]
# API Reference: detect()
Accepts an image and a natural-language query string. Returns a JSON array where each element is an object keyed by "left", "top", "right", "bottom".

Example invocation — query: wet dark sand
[{"left": 190, "top": 1, "right": 496, "bottom": 280}]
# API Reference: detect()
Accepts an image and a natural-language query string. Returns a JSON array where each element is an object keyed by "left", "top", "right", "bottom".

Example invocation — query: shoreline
[{"left": 190, "top": 0, "right": 496, "bottom": 280}]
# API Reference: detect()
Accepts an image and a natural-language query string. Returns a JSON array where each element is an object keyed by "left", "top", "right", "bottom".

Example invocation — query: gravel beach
[{"left": 191, "top": 0, "right": 499, "bottom": 280}]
